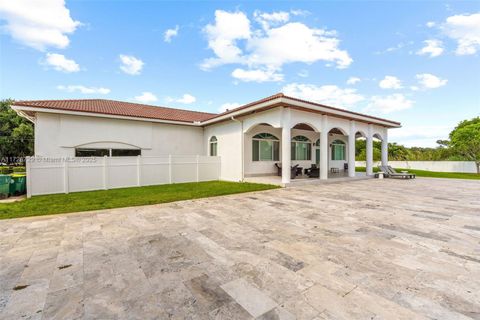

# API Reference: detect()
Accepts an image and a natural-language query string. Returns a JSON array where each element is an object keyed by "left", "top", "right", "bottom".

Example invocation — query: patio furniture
[
  {"left": 344, "top": 163, "right": 348, "bottom": 170},
  {"left": 306, "top": 164, "right": 319, "bottom": 178},
  {"left": 296, "top": 167, "right": 303, "bottom": 176},
  {"left": 378, "top": 165, "right": 415, "bottom": 179},
  {"left": 330, "top": 167, "right": 339, "bottom": 173},
  {"left": 275, "top": 163, "right": 299, "bottom": 179},
  {"left": 375, "top": 171, "right": 384, "bottom": 179},
  {"left": 275, "top": 163, "right": 282, "bottom": 176}
]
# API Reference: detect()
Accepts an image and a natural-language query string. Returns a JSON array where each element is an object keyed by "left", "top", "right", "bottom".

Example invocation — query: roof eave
[
  {"left": 11, "top": 105, "right": 201, "bottom": 126},
  {"left": 200, "top": 97, "right": 401, "bottom": 128}
]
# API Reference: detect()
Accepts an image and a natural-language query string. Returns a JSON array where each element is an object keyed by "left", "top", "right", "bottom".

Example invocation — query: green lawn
[
  {"left": 0, "top": 181, "right": 279, "bottom": 220},
  {"left": 356, "top": 166, "right": 480, "bottom": 180}
]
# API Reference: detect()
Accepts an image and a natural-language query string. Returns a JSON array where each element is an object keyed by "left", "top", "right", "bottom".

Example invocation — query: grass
[
  {"left": 0, "top": 181, "right": 279, "bottom": 220},
  {"left": 356, "top": 166, "right": 480, "bottom": 180}
]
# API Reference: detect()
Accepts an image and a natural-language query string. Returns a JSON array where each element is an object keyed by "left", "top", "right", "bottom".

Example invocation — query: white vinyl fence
[
  {"left": 26, "top": 155, "right": 221, "bottom": 197},
  {"left": 355, "top": 161, "right": 477, "bottom": 173}
]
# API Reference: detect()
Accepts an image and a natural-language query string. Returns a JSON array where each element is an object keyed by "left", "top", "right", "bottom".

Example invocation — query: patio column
[
  {"left": 381, "top": 130, "right": 388, "bottom": 166},
  {"left": 348, "top": 121, "right": 356, "bottom": 178},
  {"left": 366, "top": 124, "right": 373, "bottom": 176},
  {"left": 320, "top": 115, "right": 328, "bottom": 180},
  {"left": 281, "top": 109, "right": 291, "bottom": 184}
]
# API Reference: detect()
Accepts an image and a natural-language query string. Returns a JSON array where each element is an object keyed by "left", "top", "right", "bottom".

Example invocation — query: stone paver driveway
[{"left": 1, "top": 178, "right": 479, "bottom": 319}]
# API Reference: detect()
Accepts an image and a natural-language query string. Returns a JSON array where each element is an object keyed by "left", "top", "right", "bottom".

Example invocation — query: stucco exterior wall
[
  {"left": 34, "top": 112, "right": 204, "bottom": 157},
  {"left": 203, "top": 120, "right": 243, "bottom": 181}
]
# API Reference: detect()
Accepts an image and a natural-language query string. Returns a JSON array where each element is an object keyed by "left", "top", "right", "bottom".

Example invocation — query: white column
[
  {"left": 366, "top": 124, "right": 373, "bottom": 176},
  {"left": 320, "top": 115, "right": 328, "bottom": 180},
  {"left": 381, "top": 130, "right": 388, "bottom": 167},
  {"left": 281, "top": 108, "right": 291, "bottom": 184},
  {"left": 348, "top": 121, "right": 356, "bottom": 178}
]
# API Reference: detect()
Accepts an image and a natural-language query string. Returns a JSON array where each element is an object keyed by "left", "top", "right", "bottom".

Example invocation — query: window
[
  {"left": 75, "top": 148, "right": 109, "bottom": 157},
  {"left": 291, "top": 136, "right": 311, "bottom": 161},
  {"left": 75, "top": 148, "right": 141, "bottom": 157},
  {"left": 209, "top": 136, "right": 218, "bottom": 156},
  {"left": 111, "top": 149, "right": 141, "bottom": 157},
  {"left": 331, "top": 139, "right": 346, "bottom": 160},
  {"left": 315, "top": 139, "right": 320, "bottom": 164},
  {"left": 252, "top": 133, "right": 279, "bottom": 161}
]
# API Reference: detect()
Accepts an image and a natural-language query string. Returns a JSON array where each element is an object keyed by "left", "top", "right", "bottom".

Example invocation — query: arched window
[
  {"left": 331, "top": 139, "right": 345, "bottom": 160},
  {"left": 209, "top": 136, "right": 218, "bottom": 156},
  {"left": 252, "top": 133, "right": 279, "bottom": 161},
  {"left": 291, "top": 136, "right": 311, "bottom": 161}
]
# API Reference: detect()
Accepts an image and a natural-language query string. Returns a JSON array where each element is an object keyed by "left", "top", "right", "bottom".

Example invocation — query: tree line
[{"left": 356, "top": 117, "right": 480, "bottom": 173}]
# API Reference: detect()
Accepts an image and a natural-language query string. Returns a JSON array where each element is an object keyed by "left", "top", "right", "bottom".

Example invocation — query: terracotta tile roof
[
  {"left": 15, "top": 93, "right": 400, "bottom": 127},
  {"left": 14, "top": 99, "right": 216, "bottom": 123}
]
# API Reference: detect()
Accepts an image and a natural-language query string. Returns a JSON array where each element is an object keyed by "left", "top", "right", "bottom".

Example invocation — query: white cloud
[
  {"left": 176, "top": 94, "right": 196, "bottom": 104},
  {"left": 164, "top": 25, "right": 179, "bottom": 42},
  {"left": 379, "top": 76, "right": 403, "bottom": 89},
  {"left": 201, "top": 10, "right": 352, "bottom": 81},
  {"left": 43, "top": 53, "right": 79, "bottom": 72},
  {"left": 57, "top": 85, "right": 110, "bottom": 94},
  {"left": 346, "top": 77, "right": 361, "bottom": 85},
  {"left": 254, "top": 10, "right": 290, "bottom": 30},
  {"left": 201, "top": 10, "right": 251, "bottom": 70},
  {"left": 297, "top": 69, "right": 309, "bottom": 78},
  {"left": 134, "top": 92, "right": 157, "bottom": 103},
  {"left": 282, "top": 83, "right": 364, "bottom": 108},
  {"left": 0, "top": 0, "right": 81, "bottom": 51},
  {"left": 231, "top": 68, "right": 283, "bottom": 82},
  {"left": 219, "top": 102, "right": 241, "bottom": 113},
  {"left": 366, "top": 94, "right": 413, "bottom": 114},
  {"left": 247, "top": 22, "right": 352, "bottom": 70},
  {"left": 416, "top": 39, "right": 444, "bottom": 57},
  {"left": 119, "top": 54, "right": 144, "bottom": 75},
  {"left": 426, "top": 21, "right": 436, "bottom": 28},
  {"left": 442, "top": 13, "right": 480, "bottom": 55},
  {"left": 416, "top": 73, "right": 447, "bottom": 89},
  {"left": 375, "top": 41, "right": 412, "bottom": 54},
  {"left": 166, "top": 94, "right": 197, "bottom": 104}
]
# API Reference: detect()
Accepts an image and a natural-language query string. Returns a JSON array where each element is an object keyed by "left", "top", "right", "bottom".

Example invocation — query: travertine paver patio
[{"left": 0, "top": 178, "right": 479, "bottom": 319}]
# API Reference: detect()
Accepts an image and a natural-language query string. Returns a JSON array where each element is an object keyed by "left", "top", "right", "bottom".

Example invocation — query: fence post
[
  {"left": 64, "top": 158, "right": 69, "bottom": 194},
  {"left": 26, "top": 157, "right": 32, "bottom": 198},
  {"left": 137, "top": 155, "right": 141, "bottom": 186},
  {"left": 103, "top": 156, "right": 108, "bottom": 190},
  {"left": 196, "top": 155, "right": 200, "bottom": 182},
  {"left": 168, "top": 155, "right": 172, "bottom": 184}
]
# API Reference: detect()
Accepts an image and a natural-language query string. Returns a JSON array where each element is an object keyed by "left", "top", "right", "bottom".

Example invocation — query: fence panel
[{"left": 26, "top": 155, "right": 221, "bottom": 197}]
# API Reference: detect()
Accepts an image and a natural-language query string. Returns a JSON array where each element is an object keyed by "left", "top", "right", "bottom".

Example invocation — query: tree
[
  {"left": 0, "top": 99, "right": 34, "bottom": 163},
  {"left": 449, "top": 117, "right": 480, "bottom": 173}
]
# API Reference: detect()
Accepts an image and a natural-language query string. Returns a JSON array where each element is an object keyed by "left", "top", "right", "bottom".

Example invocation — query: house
[{"left": 12, "top": 93, "right": 400, "bottom": 184}]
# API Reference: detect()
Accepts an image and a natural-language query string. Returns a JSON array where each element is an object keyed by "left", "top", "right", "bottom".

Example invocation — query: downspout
[{"left": 231, "top": 116, "right": 244, "bottom": 181}]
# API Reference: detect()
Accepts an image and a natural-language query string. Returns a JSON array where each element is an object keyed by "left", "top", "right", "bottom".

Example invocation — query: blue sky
[{"left": 1, "top": 1, "right": 479, "bottom": 147}]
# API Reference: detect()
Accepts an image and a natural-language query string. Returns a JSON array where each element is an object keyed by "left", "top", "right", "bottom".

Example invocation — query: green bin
[
  {"left": 0, "top": 175, "right": 11, "bottom": 199},
  {"left": 9, "top": 175, "right": 26, "bottom": 196}
]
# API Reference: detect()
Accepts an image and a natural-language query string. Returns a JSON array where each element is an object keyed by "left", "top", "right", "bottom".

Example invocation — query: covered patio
[{"left": 241, "top": 106, "right": 391, "bottom": 184}]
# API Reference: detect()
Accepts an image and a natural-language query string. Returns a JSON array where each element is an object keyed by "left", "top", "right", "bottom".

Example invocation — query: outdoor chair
[
  {"left": 275, "top": 163, "right": 299, "bottom": 179},
  {"left": 306, "top": 164, "right": 319, "bottom": 178},
  {"left": 378, "top": 165, "right": 415, "bottom": 179},
  {"left": 387, "top": 166, "right": 416, "bottom": 179}
]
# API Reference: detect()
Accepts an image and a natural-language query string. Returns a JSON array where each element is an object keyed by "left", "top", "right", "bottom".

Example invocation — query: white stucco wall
[
  {"left": 203, "top": 120, "right": 243, "bottom": 181},
  {"left": 34, "top": 112, "right": 204, "bottom": 157}
]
